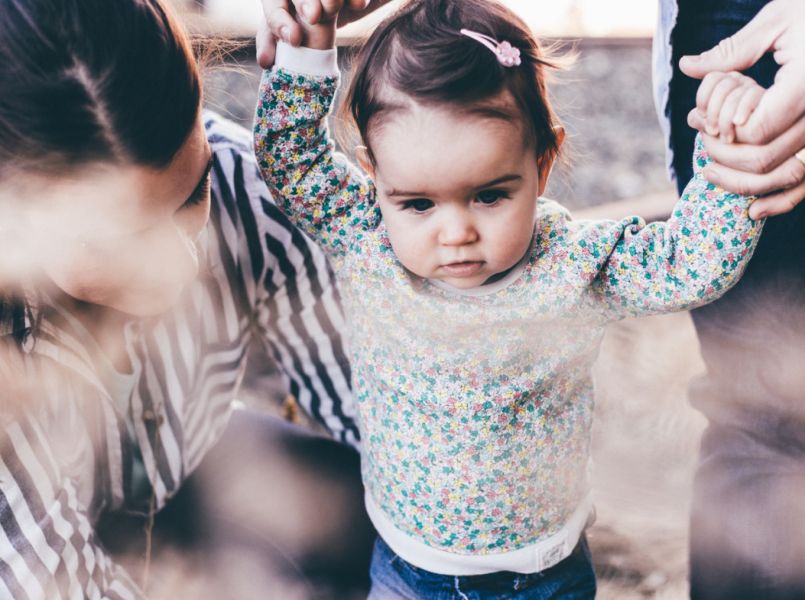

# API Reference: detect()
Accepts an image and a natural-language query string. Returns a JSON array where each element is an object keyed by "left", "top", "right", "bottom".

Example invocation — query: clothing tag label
[{"left": 538, "top": 534, "right": 568, "bottom": 571}]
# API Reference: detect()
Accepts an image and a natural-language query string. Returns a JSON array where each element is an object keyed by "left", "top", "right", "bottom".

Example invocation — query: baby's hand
[{"left": 689, "top": 71, "right": 765, "bottom": 143}]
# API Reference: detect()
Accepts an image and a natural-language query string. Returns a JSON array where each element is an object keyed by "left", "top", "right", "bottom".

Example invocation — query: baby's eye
[
  {"left": 476, "top": 189, "right": 509, "bottom": 205},
  {"left": 401, "top": 198, "right": 434, "bottom": 213}
]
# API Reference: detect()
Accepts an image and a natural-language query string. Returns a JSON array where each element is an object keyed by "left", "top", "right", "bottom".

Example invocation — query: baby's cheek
[{"left": 385, "top": 225, "right": 430, "bottom": 276}]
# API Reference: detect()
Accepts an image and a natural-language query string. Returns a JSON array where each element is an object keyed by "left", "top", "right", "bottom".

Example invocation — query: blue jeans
[
  {"left": 367, "top": 536, "right": 596, "bottom": 600},
  {"left": 670, "top": 1, "right": 805, "bottom": 598}
]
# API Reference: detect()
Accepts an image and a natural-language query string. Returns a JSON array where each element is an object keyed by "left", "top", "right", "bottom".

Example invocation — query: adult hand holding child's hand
[
  {"left": 680, "top": 0, "right": 805, "bottom": 219},
  {"left": 257, "top": 0, "right": 385, "bottom": 66}
]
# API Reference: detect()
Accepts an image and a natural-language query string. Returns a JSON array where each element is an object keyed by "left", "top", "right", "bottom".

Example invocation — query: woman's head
[
  {"left": 344, "top": 0, "right": 564, "bottom": 288},
  {"left": 0, "top": 0, "right": 211, "bottom": 319}
]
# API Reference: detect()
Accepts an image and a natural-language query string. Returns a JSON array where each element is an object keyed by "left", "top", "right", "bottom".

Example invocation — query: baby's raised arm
[{"left": 253, "top": 1, "right": 377, "bottom": 260}]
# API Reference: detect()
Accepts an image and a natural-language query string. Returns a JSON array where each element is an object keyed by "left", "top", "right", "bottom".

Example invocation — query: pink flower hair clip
[{"left": 460, "top": 28, "right": 522, "bottom": 67}]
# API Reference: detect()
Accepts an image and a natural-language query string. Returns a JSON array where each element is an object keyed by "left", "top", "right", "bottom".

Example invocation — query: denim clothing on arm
[
  {"left": 0, "top": 113, "right": 356, "bottom": 599},
  {"left": 367, "top": 535, "right": 596, "bottom": 600},
  {"left": 658, "top": 1, "right": 805, "bottom": 598}
]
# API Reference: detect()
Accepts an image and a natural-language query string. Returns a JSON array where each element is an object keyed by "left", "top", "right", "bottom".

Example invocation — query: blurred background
[{"left": 141, "top": 2, "right": 702, "bottom": 599}]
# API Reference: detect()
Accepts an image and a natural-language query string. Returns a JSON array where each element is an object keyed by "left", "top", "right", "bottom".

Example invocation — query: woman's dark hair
[
  {"left": 343, "top": 0, "right": 563, "bottom": 163},
  {"left": 0, "top": 0, "right": 200, "bottom": 175},
  {"left": 0, "top": 0, "right": 201, "bottom": 345}
]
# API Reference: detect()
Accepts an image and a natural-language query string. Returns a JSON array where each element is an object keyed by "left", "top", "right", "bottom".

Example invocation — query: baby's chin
[{"left": 437, "top": 275, "right": 489, "bottom": 289}]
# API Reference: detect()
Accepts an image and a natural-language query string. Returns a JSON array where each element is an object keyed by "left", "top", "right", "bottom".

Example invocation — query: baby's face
[{"left": 366, "top": 101, "right": 552, "bottom": 289}]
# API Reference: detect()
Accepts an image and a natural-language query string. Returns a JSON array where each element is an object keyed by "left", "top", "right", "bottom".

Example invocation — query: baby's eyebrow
[
  {"left": 475, "top": 174, "right": 522, "bottom": 189},
  {"left": 386, "top": 187, "right": 427, "bottom": 198},
  {"left": 386, "top": 174, "right": 522, "bottom": 199}
]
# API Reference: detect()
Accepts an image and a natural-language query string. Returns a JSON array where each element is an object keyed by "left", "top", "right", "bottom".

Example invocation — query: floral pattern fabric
[{"left": 254, "top": 68, "right": 762, "bottom": 555}]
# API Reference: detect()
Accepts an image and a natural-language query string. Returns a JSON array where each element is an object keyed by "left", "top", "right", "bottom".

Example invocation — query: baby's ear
[
  {"left": 536, "top": 126, "right": 565, "bottom": 196},
  {"left": 355, "top": 146, "right": 375, "bottom": 178}
]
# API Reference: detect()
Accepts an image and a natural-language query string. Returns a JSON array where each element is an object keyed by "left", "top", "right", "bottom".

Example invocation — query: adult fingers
[
  {"left": 748, "top": 179, "right": 805, "bottom": 219},
  {"left": 678, "top": 1, "right": 784, "bottom": 78},
  {"left": 703, "top": 153, "right": 805, "bottom": 197},
  {"left": 258, "top": 1, "right": 303, "bottom": 67},
  {"left": 256, "top": 17, "right": 277, "bottom": 68},
  {"left": 292, "top": 0, "right": 322, "bottom": 25},
  {"left": 736, "top": 64, "right": 805, "bottom": 145},
  {"left": 340, "top": 0, "right": 390, "bottom": 27},
  {"left": 701, "top": 117, "right": 805, "bottom": 174}
]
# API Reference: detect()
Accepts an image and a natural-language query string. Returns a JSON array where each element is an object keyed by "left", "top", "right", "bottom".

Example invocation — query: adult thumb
[{"left": 679, "top": 2, "right": 782, "bottom": 79}]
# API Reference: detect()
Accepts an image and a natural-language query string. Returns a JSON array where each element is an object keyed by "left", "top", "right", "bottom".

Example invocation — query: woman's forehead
[{"left": 24, "top": 121, "right": 210, "bottom": 239}]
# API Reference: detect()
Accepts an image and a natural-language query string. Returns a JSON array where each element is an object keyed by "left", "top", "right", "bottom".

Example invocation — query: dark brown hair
[
  {"left": 343, "top": 0, "right": 563, "bottom": 163},
  {"left": 0, "top": 0, "right": 201, "bottom": 344},
  {"left": 0, "top": 0, "right": 201, "bottom": 177}
]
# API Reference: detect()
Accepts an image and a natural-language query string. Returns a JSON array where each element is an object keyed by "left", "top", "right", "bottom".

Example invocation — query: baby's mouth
[{"left": 441, "top": 261, "right": 484, "bottom": 277}]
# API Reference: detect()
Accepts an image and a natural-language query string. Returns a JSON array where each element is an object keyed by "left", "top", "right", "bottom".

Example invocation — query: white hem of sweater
[
  {"left": 274, "top": 41, "right": 339, "bottom": 77},
  {"left": 365, "top": 491, "right": 594, "bottom": 575}
]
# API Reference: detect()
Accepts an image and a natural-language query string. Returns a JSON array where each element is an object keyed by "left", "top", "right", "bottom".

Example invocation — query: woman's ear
[
  {"left": 355, "top": 146, "right": 375, "bottom": 178},
  {"left": 536, "top": 126, "right": 565, "bottom": 197}
]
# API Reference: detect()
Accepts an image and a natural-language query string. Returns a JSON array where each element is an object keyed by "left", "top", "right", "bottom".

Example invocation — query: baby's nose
[{"left": 438, "top": 214, "right": 478, "bottom": 246}]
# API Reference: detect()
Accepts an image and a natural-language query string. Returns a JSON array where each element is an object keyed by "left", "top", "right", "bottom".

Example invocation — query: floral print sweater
[{"left": 253, "top": 47, "right": 762, "bottom": 570}]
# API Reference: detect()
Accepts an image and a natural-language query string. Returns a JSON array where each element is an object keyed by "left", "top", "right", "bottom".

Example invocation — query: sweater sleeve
[
  {"left": 204, "top": 114, "right": 359, "bottom": 447},
  {"left": 1, "top": 412, "right": 145, "bottom": 600},
  {"left": 586, "top": 134, "right": 764, "bottom": 317},
  {"left": 253, "top": 43, "right": 377, "bottom": 262}
]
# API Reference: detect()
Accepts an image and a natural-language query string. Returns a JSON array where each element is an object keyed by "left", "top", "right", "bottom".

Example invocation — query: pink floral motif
[
  {"left": 496, "top": 41, "right": 522, "bottom": 67},
  {"left": 460, "top": 28, "right": 522, "bottom": 68}
]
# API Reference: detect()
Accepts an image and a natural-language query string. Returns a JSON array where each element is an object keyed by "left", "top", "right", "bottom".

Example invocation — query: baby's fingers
[
  {"left": 705, "top": 73, "right": 743, "bottom": 137},
  {"left": 717, "top": 86, "right": 745, "bottom": 143},
  {"left": 717, "top": 81, "right": 762, "bottom": 143},
  {"left": 696, "top": 72, "right": 730, "bottom": 122},
  {"left": 733, "top": 84, "right": 765, "bottom": 127}
]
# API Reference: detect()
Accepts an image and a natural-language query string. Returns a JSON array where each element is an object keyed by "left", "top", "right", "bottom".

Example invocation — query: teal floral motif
[{"left": 254, "top": 67, "right": 763, "bottom": 555}]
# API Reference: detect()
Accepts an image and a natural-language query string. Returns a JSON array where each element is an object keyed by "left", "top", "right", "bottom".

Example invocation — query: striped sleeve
[
  {"left": 0, "top": 412, "right": 145, "bottom": 600},
  {"left": 205, "top": 114, "right": 360, "bottom": 447}
]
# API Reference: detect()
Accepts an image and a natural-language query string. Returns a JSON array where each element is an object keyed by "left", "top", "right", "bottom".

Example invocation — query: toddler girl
[{"left": 254, "top": 0, "right": 764, "bottom": 597}]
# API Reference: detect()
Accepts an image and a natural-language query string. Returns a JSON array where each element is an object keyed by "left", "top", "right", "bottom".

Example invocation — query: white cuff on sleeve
[{"left": 274, "top": 41, "right": 339, "bottom": 77}]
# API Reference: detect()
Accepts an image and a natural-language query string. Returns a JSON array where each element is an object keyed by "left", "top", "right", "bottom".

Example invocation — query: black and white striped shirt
[{"left": 0, "top": 113, "right": 358, "bottom": 599}]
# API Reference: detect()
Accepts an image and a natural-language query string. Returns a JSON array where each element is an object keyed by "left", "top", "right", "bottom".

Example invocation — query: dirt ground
[{"left": 589, "top": 312, "right": 705, "bottom": 599}]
